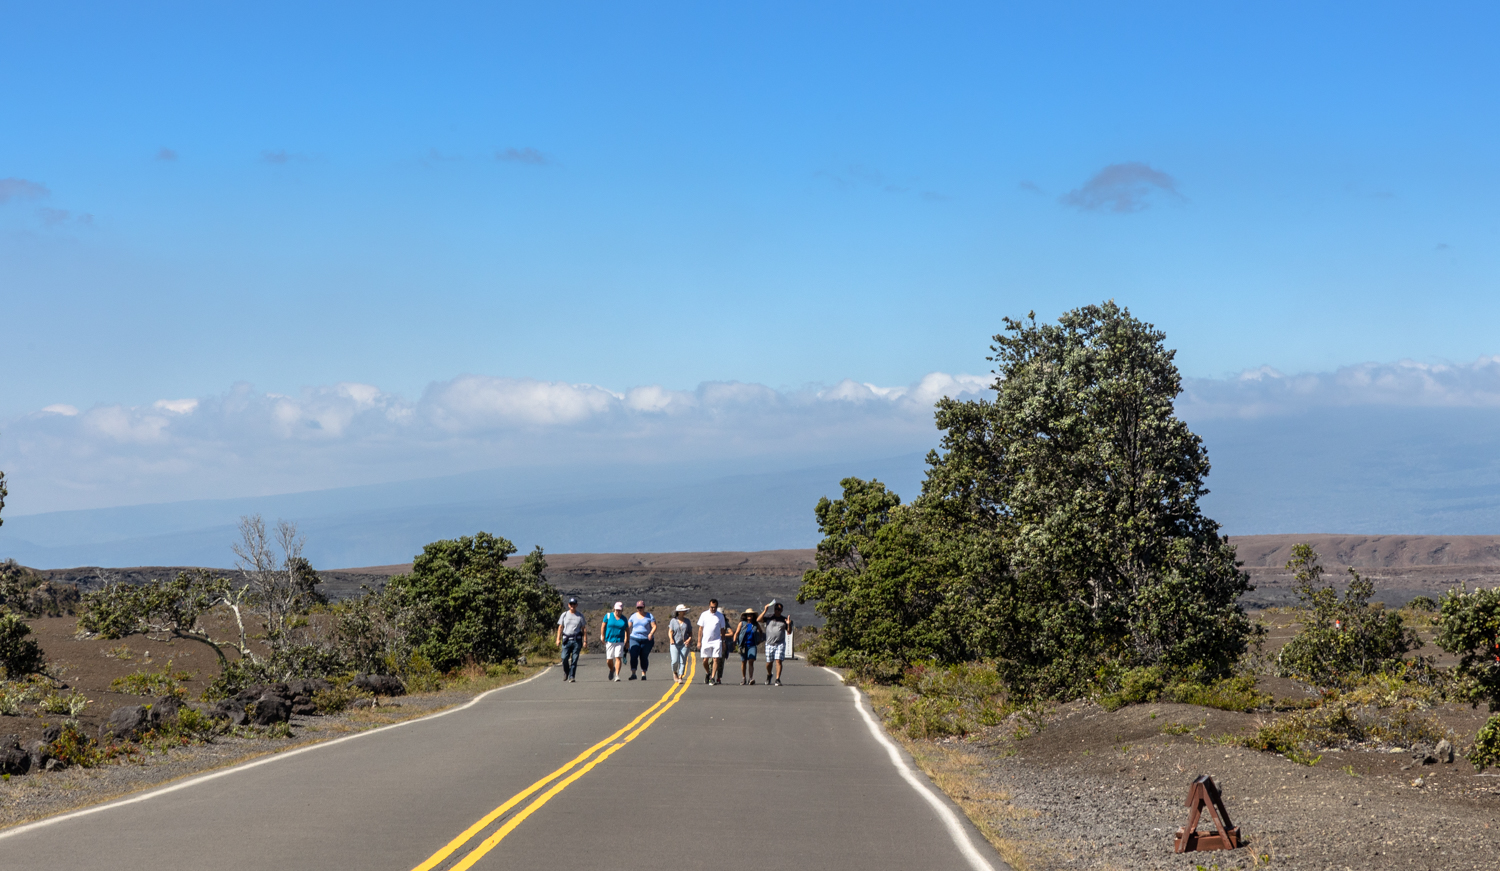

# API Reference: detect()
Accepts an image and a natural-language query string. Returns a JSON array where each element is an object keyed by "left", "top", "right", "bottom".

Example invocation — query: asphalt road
[{"left": 0, "top": 657, "right": 1008, "bottom": 871}]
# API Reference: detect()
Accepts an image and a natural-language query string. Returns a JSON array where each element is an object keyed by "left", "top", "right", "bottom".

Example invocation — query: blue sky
[{"left": 3, "top": 2, "right": 1499, "bottom": 537}]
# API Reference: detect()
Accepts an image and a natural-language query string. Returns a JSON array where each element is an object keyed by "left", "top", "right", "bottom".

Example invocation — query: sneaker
[
  {"left": 615, "top": 676, "right": 622, "bottom": 682},
  {"left": 740, "top": 678, "right": 747, "bottom": 685},
  {"left": 570, "top": 677, "right": 576, "bottom": 682},
  {"left": 641, "top": 674, "right": 647, "bottom": 680},
  {"left": 749, "top": 679, "right": 756, "bottom": 685},
  {"left": 715, "top": 679, "right": 722, "bottom": 685},
  {"left": 775, "top": 679, "right": 782, "bottom": 686},
  {"left": 628, "top": 674, "right": 637, "bottom": 680}
]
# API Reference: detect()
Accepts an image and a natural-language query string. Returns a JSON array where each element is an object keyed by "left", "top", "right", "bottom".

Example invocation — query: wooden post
[{"left": 1173, "top": 775, "right": 1240, "bottom": 853}]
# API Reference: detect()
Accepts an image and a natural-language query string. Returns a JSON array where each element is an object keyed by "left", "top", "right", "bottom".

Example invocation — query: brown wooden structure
[{"left": 1173, "top": 775, "right": 1240, "bottom": 853}]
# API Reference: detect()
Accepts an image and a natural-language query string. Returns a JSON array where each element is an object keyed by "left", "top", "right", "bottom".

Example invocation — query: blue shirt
[
  {"left": 602, "top": 613, "right": 628, "bottom": 643},
  {"left": 628, "top": 612, "right": 655, "bottom": 640}
]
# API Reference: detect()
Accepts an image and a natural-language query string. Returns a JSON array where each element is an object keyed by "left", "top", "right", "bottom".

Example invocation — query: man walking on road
[
  {"left": 601, "top": 602, "right": 629, "bottom": 682},
  {"left": 627, "top": 600, "right": 656, "bottom": 680},
  {"left": 760, "top": 600, "right": 793, "bottom": 686},
  {"left": 554, "top": 597, "right": 586, "bottom": 682},
  {"left": 697, "top": 599, "right": 727, "bottom": 685},
  {"left": 667, "top": 604, "right": 693, "bottom": 683}
]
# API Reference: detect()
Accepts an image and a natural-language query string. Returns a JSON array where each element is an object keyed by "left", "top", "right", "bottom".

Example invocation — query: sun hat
[
  {"left": 742, "top": 607, "right": 755, "bottom": 616},
  {"left": 674, "top": 604, "right": 688, "bottom": 612},
  {"left": 613, "top": 601, "right": 624, "bottom": 610},
  {"left": 635, "top": 600, "right": 645, "bottom": 608}
]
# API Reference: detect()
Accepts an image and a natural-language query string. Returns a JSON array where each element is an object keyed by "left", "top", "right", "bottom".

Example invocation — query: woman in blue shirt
[{"left": 600, "top": 602, "right": 629, "bottom": 682}]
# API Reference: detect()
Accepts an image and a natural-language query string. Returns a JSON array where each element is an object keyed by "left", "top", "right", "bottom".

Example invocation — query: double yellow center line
[{"left": 412, "top": 661, "right": 695, "bottom": 871}]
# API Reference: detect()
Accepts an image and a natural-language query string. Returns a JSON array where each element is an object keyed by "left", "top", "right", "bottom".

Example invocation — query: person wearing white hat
[
  {"left": 666, "top": 604, "right": 693, "bottom": 683},
  {"left": 600, "top": 602, "right": 629, "bottom": 682}
]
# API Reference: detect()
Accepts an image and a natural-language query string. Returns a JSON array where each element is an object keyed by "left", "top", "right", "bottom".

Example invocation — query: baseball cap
[
  {"left": 613, "top": 601, "right": 624, "bottom": 610},
  {"left": 567, "top": 597, "right": 578, "bottom": 604},
  {"left": 635, "top": 600, "right": 645, "bottom": 608}
]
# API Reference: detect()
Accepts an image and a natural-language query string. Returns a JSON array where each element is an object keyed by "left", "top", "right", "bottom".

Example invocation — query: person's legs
[
  {"left": 628, "top": 641, "right": 640, "bottom": 678},
  {"left": 639, "top": 638, "right": 651, "bottom": 677},
  {"left": 561, "top": 639, "right": 580, "bottom": 680}
]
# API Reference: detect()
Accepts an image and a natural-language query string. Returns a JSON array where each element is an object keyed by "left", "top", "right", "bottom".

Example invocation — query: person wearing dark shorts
[
  {"left": 626, "top": 600, "right": 656, "bottom": 680},
  {"left": 760, "top": 600, "right": 792, "bottom": 686},
  {"left": 554, "top": 597, "right": 586, "bottom": 682},
  {"left": 734, "top": 608, "right": 762, "bottom": 685}
]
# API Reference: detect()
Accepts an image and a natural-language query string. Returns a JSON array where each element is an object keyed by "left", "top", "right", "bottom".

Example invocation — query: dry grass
[{"left": 866, "top": 684, "right": 1042, "bottom": 871}]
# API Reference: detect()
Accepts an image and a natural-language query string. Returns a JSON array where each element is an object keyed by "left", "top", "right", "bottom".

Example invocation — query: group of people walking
[{"left": 554, "top": 597, "right": 794, "bottom": 686}]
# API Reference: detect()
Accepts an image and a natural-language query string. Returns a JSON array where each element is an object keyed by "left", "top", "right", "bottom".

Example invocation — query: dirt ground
[
  {"left": 1, "top": 613, "right": 257, "bottom": 749},
  {"left": 877, "top": 608, "right": 1500, "bottom": 871}
]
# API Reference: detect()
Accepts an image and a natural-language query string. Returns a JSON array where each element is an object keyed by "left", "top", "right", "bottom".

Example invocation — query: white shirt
[{"left": 697, "top": 609, "right": 726, "bottom": 640}]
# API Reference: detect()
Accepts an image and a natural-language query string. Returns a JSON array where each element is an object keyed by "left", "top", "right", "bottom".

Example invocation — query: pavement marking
[
  {"left": 0, "top": 666, "right": 553, "bottom": 842},
  {"left": 823, "top": 666, "right": 1001, "bottom": 871},
  {"left": 417, "top": 661, "right": 694, "bottom": 871}
]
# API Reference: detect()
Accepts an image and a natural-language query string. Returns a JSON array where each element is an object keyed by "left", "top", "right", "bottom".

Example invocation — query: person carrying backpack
[
  {"left": 734, "top": 608, "right": 763, "bottom": 685},
  {"left": 600, "top": 602, "right": 629, "bottom": 682}
]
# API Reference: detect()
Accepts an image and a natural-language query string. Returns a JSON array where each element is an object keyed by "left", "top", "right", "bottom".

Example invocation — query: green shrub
[
  {"left": 311, "top": 682, "right": 370, "bottom": 714},
  {"left": 384, "top": 536, "right": 561, "bottom": 672},
  {"left": 1275, "top": 544, "right": 1421, "bottom": 687},
  {"left": 1470, "top": 716, "right": 1500, "bottom": 771},
  {"left": 884, "top": 662, "right": 1008, "bottom": 740},
  {"left": 0, "top": 611, "right": 45, "bottom": 678},
  {"left": 1100, "top": 666, "right": 1265, "bottom": 713},
  {"left": 1100, "top": 666, "right": 1166, "bottom": 711},
  {"left": 49, "top": 722, "right": 105, "bottom": 768},
  {"left": 111, "top": 662, "right": 193, "bottom": 699},
  {"left": 37, "top": 690, "right": 89, "bottom": 717},
  {"left": 0, "top": 678, "right": 42, "bottom": 715},
  {"left": 1435, "top": 585, "right": 1500, "bottom": 710}
]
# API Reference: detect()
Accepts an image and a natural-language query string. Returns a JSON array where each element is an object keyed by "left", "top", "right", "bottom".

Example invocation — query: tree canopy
[
  {"left": 386, "top": 533, "right": 560, "bottom": 671},
  {"left": 801, "top": 301, "right": 1255, "bottom": 697}
]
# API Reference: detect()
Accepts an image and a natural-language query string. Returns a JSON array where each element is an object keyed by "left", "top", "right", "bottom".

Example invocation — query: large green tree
[
  {"left": 386, "top": 533, "right": 560, "bottom": 671},
  {"left": 802, "top": 302, "right": 1254, "bottom": 697}
]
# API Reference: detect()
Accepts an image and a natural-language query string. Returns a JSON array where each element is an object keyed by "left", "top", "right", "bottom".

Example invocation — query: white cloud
[
  {"left": 0, "top": 373, "right": 992, "bottom": 514},
  {"left": 1180, "top": 356, "right": 1500, "bottom": 419}
]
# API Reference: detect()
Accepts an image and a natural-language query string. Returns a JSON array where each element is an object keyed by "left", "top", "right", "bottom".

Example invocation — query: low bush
[
  {"left": 37, "top": 691, "right": 89, "bottom": 717},
  {"left": 111, "top": 662, "right": 193, "bottom": 699},
  {"left": 1470, "top": 715, "right": 1500, "bottom": 771},
  {"left": 311, "top": 682, "right": 370, "bottom": 714},
  {"left": 1099, "top": 666, "right": 1266, "bottom": 713},
  {"left": 883, "top": 662, "right": 1008, "bottom": 740},
  {"left": 49, "top": 722, "right": 107, "bottom": 768},
  {"left": 1242, "top": 669, "right": 1454, "bottom": 766},
  {"left": 0, "top": 678, "right": 43, "bottom": 715}
]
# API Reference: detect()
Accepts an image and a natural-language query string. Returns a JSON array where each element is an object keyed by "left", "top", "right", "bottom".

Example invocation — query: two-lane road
[{"left": 0, "top": 659, "right": 1008, "bottom": 870}]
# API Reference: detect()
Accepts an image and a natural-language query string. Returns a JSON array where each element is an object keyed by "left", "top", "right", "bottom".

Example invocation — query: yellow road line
[
  {"left": 449, "top": 668, "right": 694, "bottom": 871},
  {"left": 412, "top": 661, "right": 694, "bottom": 871}
]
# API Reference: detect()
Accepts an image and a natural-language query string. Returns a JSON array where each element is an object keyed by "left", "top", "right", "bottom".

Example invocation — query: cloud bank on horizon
[
  {"left": 7, "top": 357, "right": 1500, "bottom": 521},
  {"left": 1, "top": 372, "right": 990, "bottom": 515}
]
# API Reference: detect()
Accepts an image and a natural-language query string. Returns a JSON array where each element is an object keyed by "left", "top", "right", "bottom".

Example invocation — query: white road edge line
[
  {"left": 823, "top": 666, "right": 1001, "bottom": 871},
  {"left": 0, "top": 666, "right": 553, "bottom": 841}
]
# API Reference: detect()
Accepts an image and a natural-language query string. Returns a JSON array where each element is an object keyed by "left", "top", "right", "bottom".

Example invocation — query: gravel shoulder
[
  {"left": 880, "top": 695, "right": 1500, "bottom": 871},
  {"left": 0, "top": 667, "right": 545, "bottom": 830}
]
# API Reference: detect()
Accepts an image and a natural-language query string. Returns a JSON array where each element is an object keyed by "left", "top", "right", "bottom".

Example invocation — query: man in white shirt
[{"left": 696, "top": 598, "right": 727, "bottom": 685}]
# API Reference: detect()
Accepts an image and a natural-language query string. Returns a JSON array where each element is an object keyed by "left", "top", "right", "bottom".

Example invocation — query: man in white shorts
[
  {"left": 759, "top": 600, "right": 792, "bottom": 686},
  {"left": 696, "top": 598, "right": 727, "bottom": 685}
]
